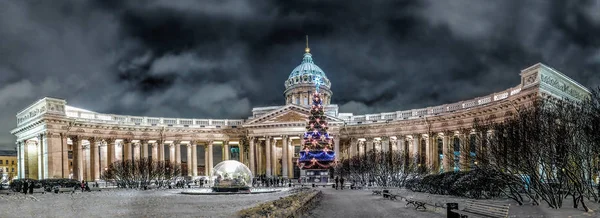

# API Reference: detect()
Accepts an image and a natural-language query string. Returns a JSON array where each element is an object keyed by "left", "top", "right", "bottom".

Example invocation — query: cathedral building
[{"left": 10, "top": 45, "right": 589, "bottom": 181}]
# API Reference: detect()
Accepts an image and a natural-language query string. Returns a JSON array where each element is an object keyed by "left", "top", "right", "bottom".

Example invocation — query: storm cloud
[{"left": 0, "top": 0, "right": 599, "bottom": 149}]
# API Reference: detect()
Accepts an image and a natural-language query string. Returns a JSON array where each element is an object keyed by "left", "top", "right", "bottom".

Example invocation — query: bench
[
  {"left": 384, "top": 193, "right": 399, "bottom": 200},
  {"left": 451, "top": 200, "right": 510, "bottom": 218},
  {"left": 89, "top": 187, "right": 101, "bottom": 192},
  {"left": 0, "top": 190, "right": 16, "bottom": 195},
  {"left": 57, "top": 187, "right": 75, "bottom": 193},
  {"left": 382, "top": 190, "right": 390, "bottom": 198},
  {"left": 405, "top": 197, "right": 427, "bottom": 210},
  {"left": 32, "top": 188, "right": 45, "bottom": 194}
]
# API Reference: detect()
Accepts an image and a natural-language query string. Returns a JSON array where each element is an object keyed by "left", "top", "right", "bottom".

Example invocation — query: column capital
[
  {"left": 122, "top": 138, "right": 133, "bottom": 144},
  {"left": 282, "top": 135, "right": 289, "bottom": 140},
  {"left": 172, "top": 140, "right": 181, "bottom": 145},
  {"left": 104, "top": 137, "right": 117, "bottom": 144},
  {"left": 264, "top": 136, "right": 271, "bottom": 139},
  {"left": 140, "top": 140, "right": 149, "bottom": 144}
]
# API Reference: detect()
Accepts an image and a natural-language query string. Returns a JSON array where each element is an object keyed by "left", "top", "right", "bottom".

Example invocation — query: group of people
[
  {"left": 253, "top": 175, "right": 290, "bottom": 187},
  {"left": 20, "top": 181, "right": 35, "bottom": 194},
  {"left": 334, "top": 176, "right": 346, "bottom": 190}
]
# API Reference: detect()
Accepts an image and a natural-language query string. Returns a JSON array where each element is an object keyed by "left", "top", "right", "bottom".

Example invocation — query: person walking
[
  {"left": 334, "top": 176, "right": 339, "bottom": 190},
  {"left": 80, "top": 180, "right": 85, "bottom": 192},
  {"left": 28, "top": 181, "right": 34, "bottom": 194},
  {"left": 23, "top": 181, "right": 28, "bottom": 195},
  {"left": 340, "top": 177, "right": 345, "bottom": 190}
]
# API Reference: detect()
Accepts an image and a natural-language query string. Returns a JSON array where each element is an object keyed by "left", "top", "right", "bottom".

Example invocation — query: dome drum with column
[{"left": 284, "top": 46, "right": 333, "bottom": 105}]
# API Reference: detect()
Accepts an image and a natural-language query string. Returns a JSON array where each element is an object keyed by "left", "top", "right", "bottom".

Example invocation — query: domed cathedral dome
[{"left": 284, "top": 36, "right": 333, "bottom": 106}]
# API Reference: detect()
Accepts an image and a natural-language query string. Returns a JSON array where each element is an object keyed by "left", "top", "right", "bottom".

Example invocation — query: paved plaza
[
  {"left": 306, "top": 188, "right": 443, "bottom": 218},
  {"left": 0, "top": 188, "right": 292, "bottom": 218}
]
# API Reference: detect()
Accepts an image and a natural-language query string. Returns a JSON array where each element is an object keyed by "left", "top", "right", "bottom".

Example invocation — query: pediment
[{"left": 243, "top": 104, "right": 344, "bottom": 127}]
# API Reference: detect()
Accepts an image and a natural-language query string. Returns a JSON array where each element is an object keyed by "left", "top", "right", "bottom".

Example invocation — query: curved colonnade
[{"left": 11, "top": 63, "right": 589, "bottom": 181}]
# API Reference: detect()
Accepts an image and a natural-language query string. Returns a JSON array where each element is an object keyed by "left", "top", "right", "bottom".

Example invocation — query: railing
[
  {"left": 65, "top": 111, "right": 244, "bottom": 128},
  {"left": 345, "top": 85, "right": 522, "bottom": 125}
]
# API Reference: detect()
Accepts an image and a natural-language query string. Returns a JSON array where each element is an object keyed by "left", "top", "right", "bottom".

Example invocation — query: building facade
[
  {"left": 0, "top": 150, "right": 17, "bottom": 182},
  {"left": 11, "top": 47, "right": 590, "bottom": 181}
]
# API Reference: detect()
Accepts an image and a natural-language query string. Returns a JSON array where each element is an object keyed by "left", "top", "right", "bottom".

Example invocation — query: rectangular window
[
  {"left": 0, "top": 160, "right": 2, "bottom": 164},
  {"left": 11, "top": 161, "right": 14, "bottom": 165},
  {"left": 11, "top": 168, "right": 14, "bottom": 172}
]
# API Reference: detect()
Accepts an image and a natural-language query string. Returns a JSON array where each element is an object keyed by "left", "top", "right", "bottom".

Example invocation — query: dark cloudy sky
[{"left": 1, "top": 0, "right": 599, "bottom": 150}]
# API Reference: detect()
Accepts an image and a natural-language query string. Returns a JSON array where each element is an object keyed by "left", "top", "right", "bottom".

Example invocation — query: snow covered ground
[{"left": 0, "top": 188, "right": 293, "bottom": 218}]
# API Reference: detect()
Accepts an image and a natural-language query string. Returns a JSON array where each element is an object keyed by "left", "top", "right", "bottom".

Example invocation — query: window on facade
[
  {"left": 0, "top": 160, "right": 2, "bottom": 164},
  {"left": 11, "top": 168, "right": 14, "bottom": 172},
  {"left": 303, "top": 98, "right": 308, "bottom": 105},
  {"left": 453, "top": 137, "right": 460, "bottom": 172},
  {"left": 469, "top": 134, "right": 477, "bottom": 169},
  {"left": 12, "top": 161, "right": 14, "bottom": 165}
]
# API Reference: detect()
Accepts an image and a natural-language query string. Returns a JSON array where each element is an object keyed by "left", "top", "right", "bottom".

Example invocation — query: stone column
[
  {"left": 271, "top": 138, "right": 277, "bottom": 176},
  {"left": 90, "top": 139, "right": 100, "bottom": 181},
  {"left": 459, "top": 133, "right": 468, "bottom": 171},
  {"left": 106, "top": 139, "right": 115, "bottom": 167},
  {"left": 158, "top": 141, "right": 165, "bottom": 162},
  {"left": 334, "top": 136, "right": 340, "bottom": 162},
  {"left": 412, "top": 135, "right": 419, "bottom": 162},
  {"left": 249, "top": 137, "right": 255, "bottom": 175},
  {"left": 204, "top": 144, "right": 209, "bottom": 176},
  {"left": 208, "top": 141, "right": 214, "bottom": 177},
  {"left": 100, "top": 141, "right": 107, "bottom": 178},
  {"left": 265, "top": 136, "right": 271, "bottom": 176},
  {"left": 187, "top": 144, "right": 193, "bottom": 176},
  {"left": 175, "top": 142, "right": 181, "bottom": 164},
  {"left": 192, "top": 143, "right": 198, "bottom": 176},
  {"left": 57, "top": 135, "right": 68, "bottom": 178},
  {"left": 37, "top": 134, "right": 44, "bottom": 179},
  {"left": 257, "top": 141, "right": 262, "bottom": 174},
  {"left": 151, "top": 143, "right": 158, "bottom": 161},
  {"left": 72, "top": 136, "right": 83, "bottom": 181},
  {"left": 443, "top": 134, "right": 450, "bottom": 172},
  {"left": 16, "top": 141, "right": 21, "bottom": 179},
  {"left": 288, "top": 137, "right": 294, "bottom": 179},
  {"left": 123, "top": 139, "right": 132, "bottom": 161},
  {"left": 282, "top": 136, "right": 288, "bottom": 178},
  {"left": 239, "top": 140, "right": 245, "bottom": 164},
  {"left": 366, "top": 138, "right": 374, "bottom": 153},
  {"left": 223, "top": 141, "right": 230, "bottom": 161},
  {"left": 142, "top": 141, "right": 149, "bottom": 159},
  {"left": 134, "top": 143, "right": 141, "bottom": 160},
  {"left": 424, "top": 135, "right": 431, "bottom": 169},
  {"left": 169, "top": 144, "right": 175, "bottom": 163},
  {"left": 358, "top": 140, "right": 365, "bottom": 156}
]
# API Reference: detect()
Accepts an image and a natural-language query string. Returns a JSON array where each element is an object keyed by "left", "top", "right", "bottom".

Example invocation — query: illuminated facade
[
  {"left": 0, "top": 150, "right": 17, "bottom": 182},
  {"left": 11, "top": 45, "right": 589, "bottom": 181}
]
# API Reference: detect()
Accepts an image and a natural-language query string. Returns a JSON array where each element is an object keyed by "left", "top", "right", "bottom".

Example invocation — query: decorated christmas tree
[{"left": 297, "top": 76, "right": 336, "bottom": 169}]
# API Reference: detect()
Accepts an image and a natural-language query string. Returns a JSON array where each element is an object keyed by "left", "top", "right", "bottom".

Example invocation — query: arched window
[
  {"left": 437, "top": 137, "right": 443, "bottom": 172},
  {"left": 453, "top": 137, "right": 460, "bottom": 172}
]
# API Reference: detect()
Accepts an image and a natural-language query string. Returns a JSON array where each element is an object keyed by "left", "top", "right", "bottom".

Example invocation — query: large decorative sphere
[{"left": 211, "top": 160, "right": 252, "bottom": 191}]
